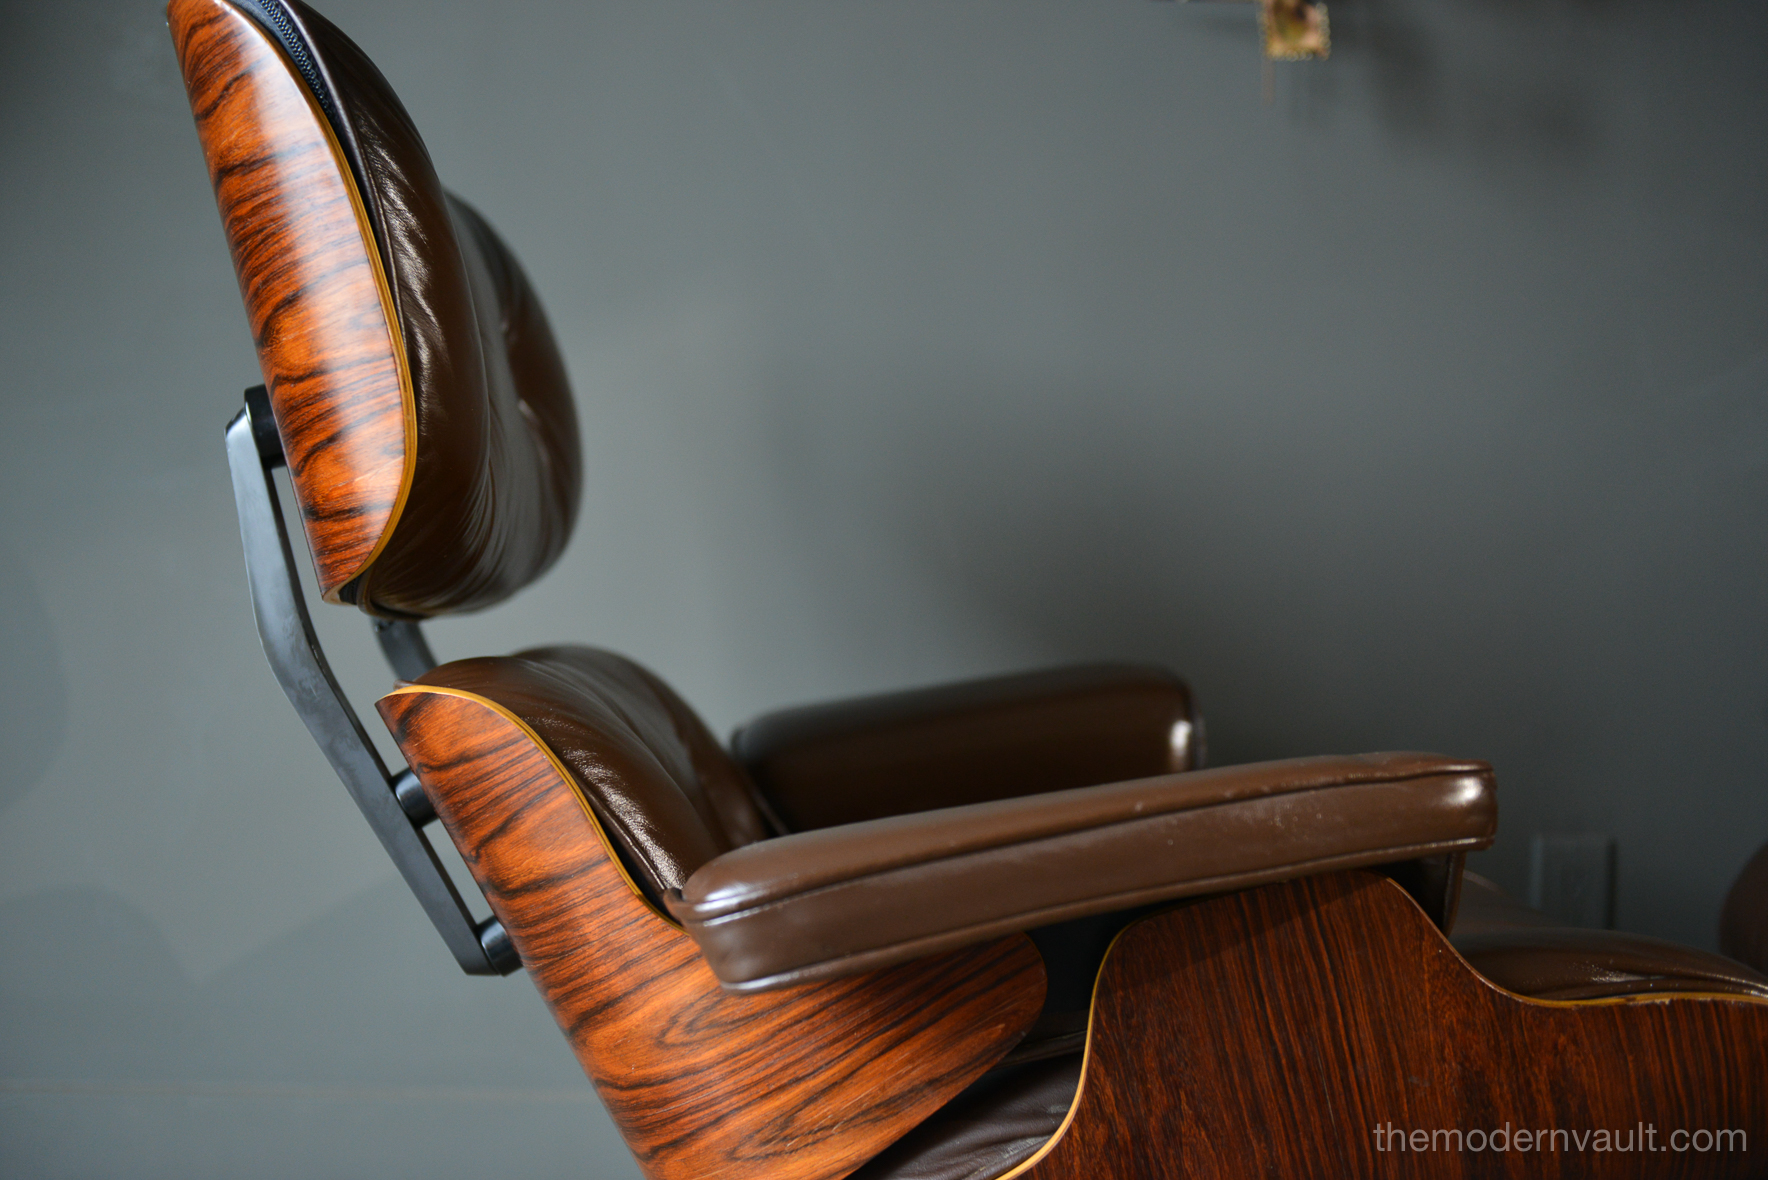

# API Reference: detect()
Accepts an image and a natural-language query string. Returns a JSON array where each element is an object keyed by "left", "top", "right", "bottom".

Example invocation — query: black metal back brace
[{"left": 227, "top": 385, "right": 519, "bottom": 975}]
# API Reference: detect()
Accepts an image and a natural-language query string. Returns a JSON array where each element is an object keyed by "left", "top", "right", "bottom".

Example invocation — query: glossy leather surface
[
  {"left": 671, "top": 752, "right": 1497, "bottom": 990},
  {"left": 1720, "top": 840, "right": 1768, "bottom": 974},
  {"left": 1452, "top": 873, "right": 1768, "bottom": 1002},
  {"left": 260, "top": 2, "right": 581, "bottom": 617},
  {"left": 851, "top": 1054, "right": 1082, "bottom": 1180},
  {"left": 409, "top": 647, "right": 772, "bottom": 900},
  {"left": 732, "top": 664, "right": 1201, "bottom": 832}
]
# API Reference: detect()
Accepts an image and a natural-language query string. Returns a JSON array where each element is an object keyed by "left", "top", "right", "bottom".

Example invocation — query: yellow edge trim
[
  {"left": 993, "top": 928, "right": 1112, "bottom": 1180},
  {"left": 993, "top": 872, "right": 1768, "bottom": 1179},
  {"left": 381, "top": 684, "right": 676, "bottom": 925},
  {"left": 244, "top": 13, "right": 418, "bottom": 602},
  {"left": 1508, "top": 989, "right": 1768, "bottom": 1008}
]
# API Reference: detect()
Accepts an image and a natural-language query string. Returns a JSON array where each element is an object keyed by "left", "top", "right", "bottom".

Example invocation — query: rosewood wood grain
[
  {"left": 1018, "top": 871, "right": 1768, "bottom": 1179},
  {"left": 378, "top": 685, "right": 1046, "bottom": 1180},
  {"left": 171, "top": 0, "right": 412, "bottom": 600}
]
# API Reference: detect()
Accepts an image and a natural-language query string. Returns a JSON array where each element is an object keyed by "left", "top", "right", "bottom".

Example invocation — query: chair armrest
[
  {"left": 668, "top": 751, "right": 1496, "bottom": 991},
  {"left": 730, "top": 663, "right": 1201, "bottom": 831}
]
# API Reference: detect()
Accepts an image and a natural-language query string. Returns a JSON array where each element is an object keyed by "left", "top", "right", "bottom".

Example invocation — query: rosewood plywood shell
[
  {"left": 1019, "top": 872, "right": 1768, "bottom": 1179},
  {"left": 171, "top": 0, "right": 412, "bottom": 598},
  {"left": 379, "top": 686, "right": 1045, "bottom": 1180}
]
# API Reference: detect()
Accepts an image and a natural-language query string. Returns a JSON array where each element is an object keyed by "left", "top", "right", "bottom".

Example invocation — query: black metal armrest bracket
[{"left": 226, "top": 386, "right": 518, "bottom": 976}]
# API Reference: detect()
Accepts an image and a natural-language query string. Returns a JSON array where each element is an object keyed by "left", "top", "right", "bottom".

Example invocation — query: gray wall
[{"left": 3, "top": 0, "right": 1765, "bottom": 1175}]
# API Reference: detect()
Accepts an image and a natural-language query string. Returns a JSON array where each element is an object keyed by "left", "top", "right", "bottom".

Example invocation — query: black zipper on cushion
[
  {"left": 224, "top": 0, "right": 390, "bottom": 315},
  {"left": 229, "top": 0, "right": 338, "bottom": 126}
]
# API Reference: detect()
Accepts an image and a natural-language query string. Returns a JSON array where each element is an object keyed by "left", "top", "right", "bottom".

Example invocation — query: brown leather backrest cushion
[
  {"left": 297, "top": 3, "right": 581, "bottom": 617},
  {"left": 413, "top": 647, "right": 773, "bottom": 897}
]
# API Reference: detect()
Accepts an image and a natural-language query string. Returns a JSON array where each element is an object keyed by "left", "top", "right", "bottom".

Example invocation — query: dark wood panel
[
  {"left": 1019, "top": 871, "right": 1768, "bottom": 1179},
  {"left": 379, "top": 685, "right": 1045, "bottom": 1180},
  {"left": 171, "top": 0, "right": 412, "bottom": 598}
]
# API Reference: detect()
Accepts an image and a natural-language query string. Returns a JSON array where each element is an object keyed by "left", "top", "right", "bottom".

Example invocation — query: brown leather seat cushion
[
  {"left": 850, "top": 1054, "right": 1083, "bottom": 1180},
  {"left": 1451, "top": 873, "right": 1768, "bottom": 1002}
]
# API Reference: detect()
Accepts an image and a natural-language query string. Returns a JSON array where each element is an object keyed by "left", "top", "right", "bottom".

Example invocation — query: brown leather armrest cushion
[
  {"left": 731, "top": 664, "right": 1200, "bottom": 832},
  {"left": 669, "top": 752, "right": 1496, "bottom": 991}
]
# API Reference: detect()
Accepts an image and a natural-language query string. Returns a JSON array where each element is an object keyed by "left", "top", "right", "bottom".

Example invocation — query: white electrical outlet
[{"left": 1528, "top": 833, "right": 1617, "bottom": 929}]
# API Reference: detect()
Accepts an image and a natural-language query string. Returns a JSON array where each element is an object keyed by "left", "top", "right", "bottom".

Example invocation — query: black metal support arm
[
  {"left": 375, "top": 618, "right": 438, "bottom": 683},
  {"left": 227, "top": 386, "right": 518, "bottom": 976}
]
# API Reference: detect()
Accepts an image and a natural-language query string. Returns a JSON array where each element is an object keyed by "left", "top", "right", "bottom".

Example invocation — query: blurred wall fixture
[
  {"left": 1261, "top": 0, "right": 1329, "bottom": 60},
  {"left": 1165, "top": 0, "right": 1330, "bottom": 62}
]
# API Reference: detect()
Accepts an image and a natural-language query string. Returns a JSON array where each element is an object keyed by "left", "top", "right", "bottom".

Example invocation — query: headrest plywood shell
[{"left": 170, "top": 0, "right": 581, "bottom": 617}]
